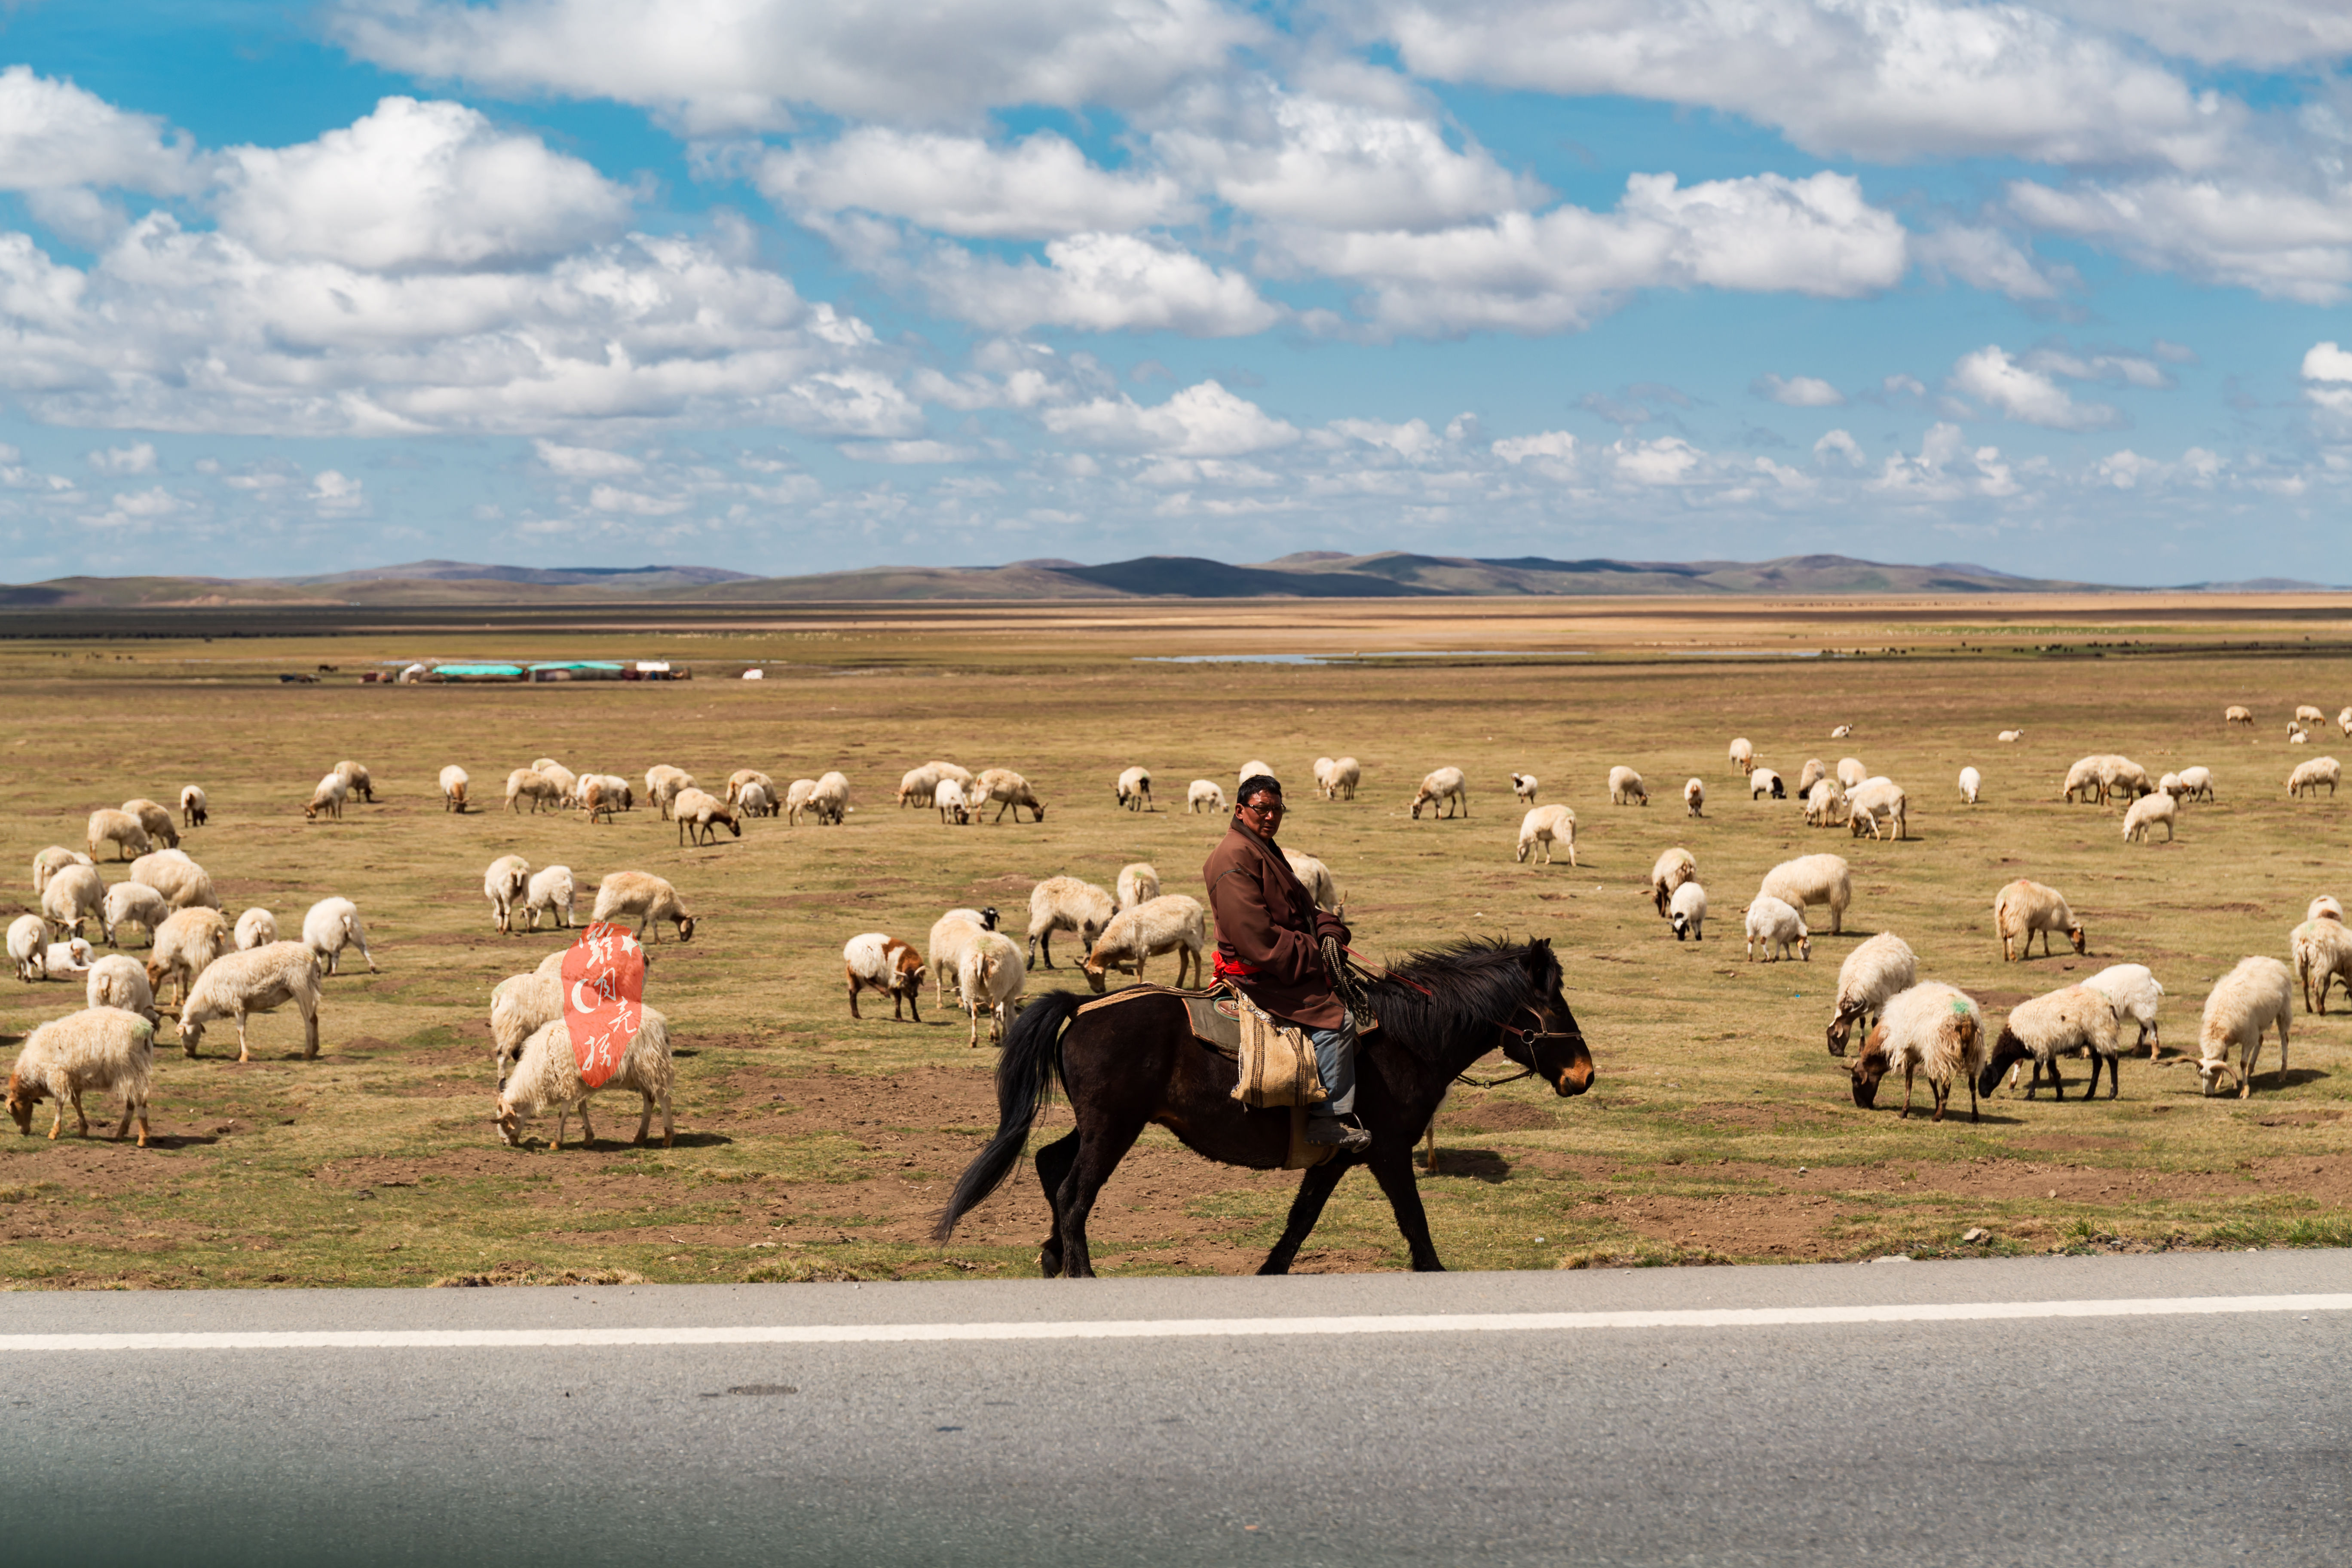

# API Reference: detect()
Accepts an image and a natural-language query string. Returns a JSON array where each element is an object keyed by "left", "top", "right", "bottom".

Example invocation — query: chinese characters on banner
[{"left": 561, "top": 922, "right": 647, "bottom": 1089}]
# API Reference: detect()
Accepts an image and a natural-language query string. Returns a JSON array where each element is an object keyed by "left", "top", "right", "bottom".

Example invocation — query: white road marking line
[{"left": 3, "top": 1293, "right": 2346, "bottom": 1351}]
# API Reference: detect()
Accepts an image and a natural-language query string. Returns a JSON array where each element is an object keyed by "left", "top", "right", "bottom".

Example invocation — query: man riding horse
[{"left": 1202, "top": 774, "right": 1372, "bottom": 1154}]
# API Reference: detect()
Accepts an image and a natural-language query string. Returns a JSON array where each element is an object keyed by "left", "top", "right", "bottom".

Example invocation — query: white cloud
[
  {"left": 0, "top": 66, "right": 205, "bottom": 193},
  {"left": 2025, "top": 346, "right": 2172, "bottom": 389},
  {"left": 2047, "top": 0, "right": 2352, "bottom": 69},
  {"left": 1609, "top": 435, "right": 1703, "bottom": 485},
  {"left": 332, "top": 0, "right": 1259, "bottom": 132},
  {"left": 1754, "top": 374, "right": 1844, "bottom": 407},
  {"left": 2093, "top": 444, "right": 2222, "bottom": 488},
  {"left": 1042, "top": 379, "right": 1298, "bottom": 456},
  {"left": 86, "top": 441, "right": 156, "bottom": 474},
  {"left": 1914, "top": 225, "right": 2071, "bottom": 300},
  {"left": 1322, "top": 417, "right": 1443, "bottom": 459},
  {"left": 589, "top": 483, "right": 687, "bottom": 515},
  {"left": 533, "top": 439, "right": 643, "bottom": 477},
  {"left": 1871, "top": 421, "right": 2020, "bottom": 497},
  {"left": 2009, "top": 176, "right": 2352, "bottom": 303},
  {"left": 216, "top": 98, "right": 633, "bottom": 271},
  {"left": 841, "top": 439, "right": 982, "bottom": 463},
  {"left": 1813, "top": 429, "right": 1865, "bottom": 466},
  {"left": 919, "top": 231, "right": 1279, "bottom": 335},
  {"left": 2302, "top": 340, "right": 2352, "bottom": 415},
  {"left": 757, "top": 129, "right": 1184, "bottom": 239},
  {"left": 310, "top": 469, "right": 365, "bottom": 511},
  {"left": 1949, "top": 345, "right": 2123, "bottom": 429},
  {"left": 1491, "top": 429, "right": 1578, "bottom": 467}
]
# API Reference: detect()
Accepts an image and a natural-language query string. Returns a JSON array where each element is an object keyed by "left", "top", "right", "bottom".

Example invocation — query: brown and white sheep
[{"left": 844, "top": 932, "right": 926, "bottom": 1021}]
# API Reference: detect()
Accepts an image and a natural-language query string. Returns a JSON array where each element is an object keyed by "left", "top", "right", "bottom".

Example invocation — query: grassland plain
[{"left": 0, "top": 595, "right": 2349, "bottom": 1290}]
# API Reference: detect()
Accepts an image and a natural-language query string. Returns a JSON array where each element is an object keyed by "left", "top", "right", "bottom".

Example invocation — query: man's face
[{"left": 1238, "top": 791, "right": 1283, "bottom": 839}]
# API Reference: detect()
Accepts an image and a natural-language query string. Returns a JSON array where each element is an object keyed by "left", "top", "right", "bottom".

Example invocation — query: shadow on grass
[{"left": 1428, "top": 1148, "right": 1513, "bottom": 1182}]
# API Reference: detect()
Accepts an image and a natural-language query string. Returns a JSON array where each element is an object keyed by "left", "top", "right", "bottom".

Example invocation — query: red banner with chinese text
[{"left": 561, "top": 922, "right": 647, "bottom": 1089}]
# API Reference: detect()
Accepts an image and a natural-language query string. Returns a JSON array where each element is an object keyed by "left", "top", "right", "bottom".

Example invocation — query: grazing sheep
[
  {"left": 807, "top": 771, "right": 852, "bottom": 826},
  {"left": 2295, "top": 704, "right": 2327, "bottom": 726},
  {"left": 122, "top": 798, "right": 178, "bottom": 850},
  {"left": 2290, "top": 919, "right": 2352, "bottom": 1015},
  {"left": 8, "top": 914, "right": 46, "bottom": 981},
  {"left": 585, "top": 774, "right": 634, "bottom": 812},
  {"left": 1826, "top": 932, "right": 1918, "bottom": 1056},
  {"left": 1116, "top": 862, "right": 1161, "bottom": 911},
  {"left": 2122, "top": 791, "right": 2177, "bottom": 844},
  {"left": 303, "top": 771, "right": 352, "bottom": 821},
  {"left": 486, "top": 854, "right": 532, "bottom": 934},
  {"left": 725, "top": 769, "right": 777, "bottom": 808},
  {"left": 2340, "top": 706, "right": 2352, "bottom": 738},
  {"left": 333, "top": 761, "right": 375, "bottom": 803},
  {"left": 178, "top": 942, "right": 324, "bottom": 1062},
  {"left": 438, "top": 765, "right": 469, "bottom": 812},
  {"left": 1728, "top": 738, "right": 1755, "bottom": 776},
  {"left": 2173, "top": 766, "right": 2215, "bottom": 801},
  {"left": 2061, "top": 756, "right": 2104, "bottom": 804},
  {"left": 1683, "top": 777, "right": 1705, "bottom": 818},
  {"left": 1516, "top": 805, "right": 1578, "bottom": 867},
  {"left": 504, "top": 768, "right": 558, "bottom": 814},
  {"left": 1846, "top": 779, "right": 1908, "bottom": 841},
  {"left": 1027, "top": 876, "right": 1114, "bottom": 969},
  {"left": 1744, "top": 896, "right": 1809, "bottom": 963},
  {"left": 1319, "top": 757, "right": 1360, "bottom": 801},
  {"left": 897, "top": 765, "right": 945, "bottom": 809},
  {"left": 1997, "top": 729, "right": 2023, "bottom": 743},
  {"left": 40, "top": 938, "right": 95, "bottom": 978},
  {"left": 928, "top": 907, "right": 1000, "bottom": 1008},
  {"left": 524, "top": 867, "right": 575, "bottom": 932},
  {"left": 1511, "top": 772, "right": 1539, "bottom": 803},
  {"left": 672, "top": 787, "right": 743, "bottom": 846},
  {"left": 1796, "top": 759, "right": 1828, "bottom": 795},
  {"left": 32, "top": 846, "right": 92, "bottom": 894},
  {"left": 1994, "top": 878, "right": 2086, "bottom": 962},
  {"left": 102, "top": 882, "right": 169, "bottom": 948},
  {"left": 843, "top": 932, "right": 925, "bottom": 1022},
  {"left": 1240, "top": 761, "right": 1275, "bottom": 788},
  {"left": 86, "top": 808, "right": 150, "bottom": 862},
  {"left": 495, "top": 1011, "right": 674, "bottom": 1151},
  {"left": 1410, "top": 766, "right": 1469, "bottom": 820},
  {"left": 957, "top": 931, "right": 1025, "bottom": 1047},
  {"left": 2287, "top": 756, "right": 2340, "bottom": 797},
  {"left": 2311, "top": 896, "right": 2344, "bottom": 923},
  {"left": 2101, "top": 756, "right": 2156, "bottom": 801},
  {"left": 1830, "top": 724, "right": 1853, "bottom": 739},
  {"left": 42, "top": 864, "right": 103, "bottom": 941},
  {"left": 130, "top": 850, "right": 218, "bottom": 911},
  {"left": 590, "top": 872, "right": 696, "bottom": 943},
  {"left": 303, "top": 897, "right": 377, "bottom": 976},
  {"left": 1759, "top": 853, "right": 1852, "bottom": 936},
  {"left": 544, "top": 764, "right": 587, "bottom": 805},
  {"left": 1981, "top": 985, "right": 2125, "bottom": 1100},
  {"left": 2190, "top": 956, "right": 2294, "bottom": 1098},
  {"left": 234, "top": 907, "right": 278, "bottom": 952},
  {"left": 579, "top": 776, "right": 621, "bottom": 824},
  {"left": 2224, "top": 706, "right": 2253, "bottom": 726},
  {"left": 2288, "top": 726, "right": 2309, "bottom": 745},
  {"left": 1115, "top": 766, "right": 1154, "bottom": 812},
  {"left": 1188, "top": 778, "right": 1227, "bottom": 815},
  {"left": 934, "top": 778, "right": 971, "bottom": 825},
  {"left": 735, "top": 780, "right": 777, "bottom": 818},
  {"left": 1835, "top": 757, "right": 1867, "bottom": 790},
  {"left": 1958, "top": 766, "right": 1981, "bottom": 804},
  {"left": 1804, "top": 778, "right": 1848, "bottom": 828},
  {"left": 644, "top": 765, "right": 696, "bottom": 820},
  {"left": 1848, "top": 982, "right": 1985, "bottom": 1122},
  {"left": 5, "top": 1007, "right": 155, "bottom": 1144},
  {"left": 1668, "top": 881, "right": 1706, "bottom": 942},
  {"left": 1082, "top": 894, "right": 1208, "bottom": 992},
  {"left": 180, "top": 785, "right": 208, "bottom": 827},
  {"left": 783, "top": 778, "right": 819, "bottom": 825},
  {"left": 972, "top": 768, "right": 1044, "bottom": 824},
  {"left": 1649, "top": 848, "right": 1696, "bottom": 916},
  {"left": 86, "top": 953, "right": 159, "bottom": 1025},
  {"left": 145, "top": 906, "right": 233, "bottom": 1007},
  {"left": 1282, "top": 849, "right": 1345, "bottom": 913},
  {"left": 1749, "top": 768, "right": 1784, "bottom": 801},
  {"left": 1609, "top": 766, "right": 1648, "bottom": 806}
]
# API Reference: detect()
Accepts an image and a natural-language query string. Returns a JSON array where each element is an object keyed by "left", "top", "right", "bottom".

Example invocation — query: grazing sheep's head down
[
  {"left": 5, "top": 1071, "right": 42, "bottom": 1133},
  {"left": 675, "top": 916, "right": 697, "bottom": 943},
  {"left": 2067, "top": 924, "right": 2088, "bottom": 956},
  {"left": 493, "top": 1096, "right": 524, "bottom": 1147},
  {"left": 1670, "top": 910, "right": 1694, "bottom": 941},
  {"left": 1847, "top": 1024, "right": 1891, "bottom": 1108},
  {"left": 1826, "top": 1005, "right": 1861, "bottom": 1057},
  {"left": 978, "top": 906, "right": 999, "bottom": 930}
]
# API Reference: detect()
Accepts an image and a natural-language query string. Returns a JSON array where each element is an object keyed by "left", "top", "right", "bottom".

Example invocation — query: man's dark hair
[{"left": 1237, "top": 774, "right": 1283, "bottom": 806}]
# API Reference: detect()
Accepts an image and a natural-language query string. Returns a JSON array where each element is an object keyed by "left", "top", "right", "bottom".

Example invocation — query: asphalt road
[{"left": 2, "top": 1250, "right": 2345, "bottom": 1567}]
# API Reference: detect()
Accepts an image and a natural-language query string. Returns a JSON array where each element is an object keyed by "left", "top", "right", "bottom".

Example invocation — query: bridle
[{"left": 1455, "top": 1003, "right": 1582, "bottom": 1088}]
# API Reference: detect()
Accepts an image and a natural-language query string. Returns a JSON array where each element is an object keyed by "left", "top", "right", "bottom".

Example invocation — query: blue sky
[{"left": 0, "top": 0, "right": 2347, "bottom": 585}]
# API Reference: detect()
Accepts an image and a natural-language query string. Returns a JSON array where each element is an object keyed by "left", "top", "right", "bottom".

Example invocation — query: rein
[{"left": 1454, "top": 1006, "right": 1574, "bottom": 1088}]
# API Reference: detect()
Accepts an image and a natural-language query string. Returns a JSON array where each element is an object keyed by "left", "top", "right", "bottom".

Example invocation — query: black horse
[{"left": 936, "top": 937, "right": 1594, "bottom": 1276}]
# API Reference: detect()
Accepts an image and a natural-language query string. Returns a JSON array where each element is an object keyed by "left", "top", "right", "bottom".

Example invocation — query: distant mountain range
[{"left": 0, "top": 553, "right": 2340, "bottom": 608}]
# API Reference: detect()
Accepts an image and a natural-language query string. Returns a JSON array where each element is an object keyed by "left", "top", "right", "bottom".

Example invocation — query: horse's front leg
[
  {"left": 1033, "top": 1131, "right": 1080, "bottom": 1278},
  {"left": 1257, "top": 1159, "right": 1351, "bottom": 1275},
  {"left": 1368, "top": 1144, "right": 1446, "bottom": 1271}
]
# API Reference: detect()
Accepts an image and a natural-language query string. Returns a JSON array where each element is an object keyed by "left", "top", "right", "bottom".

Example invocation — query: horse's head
[{"left": 1502, "top": 938, "right": 1594, "bottom": 1097}]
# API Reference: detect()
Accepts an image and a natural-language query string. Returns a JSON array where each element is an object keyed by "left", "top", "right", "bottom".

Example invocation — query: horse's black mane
[{"left": 1363, "top": 937, "right": 1560, "bottom": 1062}]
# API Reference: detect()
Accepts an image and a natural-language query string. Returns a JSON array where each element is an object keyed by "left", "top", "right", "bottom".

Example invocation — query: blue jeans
[{"left": 1304, "top": 1018, "right": 1357, "bottom": 1118}]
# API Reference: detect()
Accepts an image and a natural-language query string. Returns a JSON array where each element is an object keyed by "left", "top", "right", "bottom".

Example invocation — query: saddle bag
[{"left": 1230, "top": 987, "right": 1327, "bottom": 1110}]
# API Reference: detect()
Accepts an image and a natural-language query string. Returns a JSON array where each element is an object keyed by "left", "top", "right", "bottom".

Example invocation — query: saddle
[{"left": 1074, "top": 981, "right": 1338, "bottom": 1169}]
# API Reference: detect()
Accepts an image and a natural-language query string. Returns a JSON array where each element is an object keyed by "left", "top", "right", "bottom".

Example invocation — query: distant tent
[
  {"left": 527, "top": 662, "right": 625, "bottom": 682},
  {"left": 431, "top": 663, "right": 526, "bottom": 682}
]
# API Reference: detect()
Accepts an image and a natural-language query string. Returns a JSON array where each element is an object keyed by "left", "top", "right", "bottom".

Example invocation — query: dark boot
[{"left": 1305, "top": 1114, "right": 1371, "bottom": 1153}]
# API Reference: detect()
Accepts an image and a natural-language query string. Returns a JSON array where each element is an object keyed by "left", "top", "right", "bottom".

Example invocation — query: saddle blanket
[{"left": 1074, "top": 983, "right": 1337, "bottom": 1169}]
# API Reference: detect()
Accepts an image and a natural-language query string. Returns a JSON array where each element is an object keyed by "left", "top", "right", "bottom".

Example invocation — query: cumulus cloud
[
  {"left": 2009, "top": 176, "right": 2352, "bottom": 304},
  {"left": 2302, "top": 340, "right": 2352, "bottom": 415},
  {"left": 1609, "top": 435, "right": 1703, "bottom": 485},
  {"left": 1872, "top": 421, "right": 2019, "bottom": 497},
  {"left": 1491, "top": 429, "right": 1578, "bottom": 467},
  {"left": 1321, "top": 417, "right": 1444, "bottom": 459},
  {"left": 841, "top": 438, "right": 983, "bottom": 463},
  {"left": 1754, "top": 374, "right": 1844, "bottom": 407},
  {"left": 1914, "top": 224, "right": 2073, "bottom": 300},
  {"left": 589, "top": 483, "right": 686, "bottom": 515},
  {"left": 2048, "top": 0, "right": 2352, "bottom": 69},
  {"left": 1949, "top": 345, "right": 2123, "bottom": 429},
  {"left": 2094, "top": 445, "right": 2221, "bottom": 487},
  {"left": 756, "top": 129, "right": 1185, "bottom": 239},
  {"left": 1041, "top": 379, "right": 1298, "bottom": 456},
  {"left": 919, "top": 231, "right": 1279, "bottom": 335},
  {"left": 533, "top": 439, "right": 643, "bottom": 477},
  {"left": 310, "top": 469, "right": 365, "bottom": 511},
  {"left": 1814, "top": 429, "right": 1866, "bottom": 466},
  {"left": 0, "top": 66, "right": 205, "bottom": 194},
  {"left": 86, "top": 441, "right": 156, "bottom": 474}
]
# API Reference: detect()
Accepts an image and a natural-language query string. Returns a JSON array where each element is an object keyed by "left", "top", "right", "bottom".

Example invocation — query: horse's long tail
[{"left": 934, "top": 991, "right": 1081, "bottom": 1242}]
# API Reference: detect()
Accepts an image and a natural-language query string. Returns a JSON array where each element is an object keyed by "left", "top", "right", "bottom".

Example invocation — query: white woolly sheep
[
  {"left": 1115, "top": 766, "right": 1154, "bottom": 812},
  {"left": 234, "top": 907, "right": 278, "bottom": 951},
  {"left": 897, "top": 764, "right": 945, "bottom": 808},
  {"left": 1830, "top": 724, "right": 1853, "bottom": 739},
  {"left": 1826, "top": 932, "right": 1918, "bottom": 1056},
  {"left": 122, "top": 798, "right": 178, "bottom": 850},
  {"left": 1728, "top": 737, "right": 1755, "bottom": 776},
  {"left": 1759, "top": 853, "right": 1852, "bottom": 935},
  {"left": 1958, "top": 766, "right": 1981, "bottom": 804},
  {"left": 8, "top": 914, "right": 46, "bottom": 981},
  {"left": 2173, "top": 766, "right": 2215, "bottom": 801},
  {"left": 303, "top": 897, "right": 377, "bottom": 976},
  {"left": 6, "top": 1006, "right": 155, "bottom": 1144},
  {"left": 1744, "top": 895, "right": 1809, "bottom": 963},
  {"left": 1848, "top": 982, "right": 1985, "bottom": 1122},
  {"left": 42, "top": 863, "right": 103, "bottom": 941},
  {"left": 725, "top": 769, "right": 776, "bottom": 808},
  {"left": 1792, "top": 759, "right": 1825, "bottom": 796},
  {"left": 1749, "top": 768, "right": 1784, "bottom": 801},
  {"left": 86, "top": 953, "right": 159, "bottom": 1025},
  {"left": 806, "top": 770, "right": 852, "bottom": 826},
  {"left": 1649, "top": 848, "right": 1696, "bottom": 916},
  {"left": 2295, "top": 704, "right": 2327, "bottom": 726},
  {"left": 504, "top": 768, "right": 558, "bottom": 814},
  {"left": 2061, "top": 756, "right": 2104, "bottom": 804},
  {"left": 2101, "top": 756, "right": 2155, "bottom": 800},
  {"left": 1846, "top": 779, "right": 1908, "bottom": 841},
  {"left": 2287, "top": 756, "right": 2340, "bottom": 797},
  {"left": 1027, "top": 876, "right": 1114, "bottom": 969},
  {"left": 2288, "top": 726, "right": 2309, "bottom": 745},
  {"left": 439, "top": 765, "right": 469, "bottom": 812},
  {"left": 644, "top": 765, "right": 696, "bottom": 820},
  {"left": 591, "top": 871, "right": 696, "bottom": 942},
  {"left": 304, "top": 772, "right": 351, "bottom": 822},
  {"left": 784, "top": 778, "right": 819, "bottom": 825},
  {"left": 2122, "top": 791, "right": 2177, "bottom": 844},
  {"left": 843, "top": 932, "right": 925, "bottom": 1022},
  {"left": 2224, "top": 705, "right": 2253, "bottom": 726},
  {"left": 2190, "top": 956, "right": 2294, "bottom": 1098},
  {"left": 1517, "top": 805, "right": 1577, "bottom": 867},
  {"left": 934, "top": 778, "right": 971, "bottom": 824},
  {"left": 973, "top": 768, "right": 1043, "bottom": 824},
  {"left": 1835, "top": 757, "right": 1867, "bottom": 790},
  {"left": 2311, "top": 895, "right": 2344, "bottom": 923},
  {"left": 41, "top": 938, "right": 95, "bottom": 977},
  {"left": 1981, "top": 984, "right": 2125, "bottom": 1100},
  {"left": 32, "top": 846, "right": 91, "bottom": 894},
  {"left": 1668, "top": 881, "right": 1706, "bottom": 942},
  {"left": 1804, "top": 778, "right": 1848, "bottom": 828},
  {"left": 1997, "top": 729, "right": 2023, "bottom": 743},
  {"left": 130, "top": 850, "right": 217, "bottom": 911},
  {"left": 1082, "top": 894, "right": 1207, "bottom": 992},
  {"left": 495, "top": 1011, "right": 674, "bottom": 1150},
  {"left": 2083, "top": 963, "right": 2165, "bottom": 1054},
  {"left": 1994, "top": 878, "right": 2085, "bottom": 962},
  {"left": 1511, "top": 772, "right": 1539, "bottom": 803},
  {"left": 927, "top": 907, "right": 1000, "bottom": 1008},
  {"left": 524, "top": 866, "right": 576, "bottom": 931},
  {"left": 180, "top": 784, "right": 208, "bottom": 827},
  {"left": 145, "top": 906, "right": 232, "bottom": 1007},
  {"left": 586, "top": 774, "right": 634, "bottom": 812},
  {"left": 545, "top": 764, "right": 586, "bottom": 805},
  {"left": 1188, "top": 778, "right": 1227, "bottom": 814},
  {"left": 1608, "top": 766, "right": 1648, "bottom": 806},
  {"left": 1283, "top": 849, "right": 1344, "bottom": 913},
  {"left": 958, "top": 931, "right": 1025, "bottom": 1047},
  {"left": 2340, "top": 706, "right": 2352, "bottom": 737},
  {"left": 672, "top": 787, "right": 743, "bottom": 846},
  {"left": 486, "top": 854, "right": 531, "bottom": 934},
  {"left": 1240, "top": 761, "right": 1275, "bottom": 787},
  {"left": 1410, "top": 766, "right": 1469, "bottom": 820},
  {"left": 1319, "top": 757, "right": 1360, "bottom": 800},
  {"left": 2290, "top": 918, "right": 2352, "bottom": 1015},
  {"left": 332, "top": 761, "right": 375, "bottom": 803},
  {"left": 1683, "top": 777, "right": 1705, "bottom": 818},
  {"left": 1116, "top": 862, "right": 1161, "bottom": 911},
  {"left": 735, "top": 780, "right": 777, "bottom": 819},
  {"left": 178, "top": 941, "right": 324, "bottom": 1063},
  {"left": 102, "top": 882, "right": 169, "bottom": 948},
  {"left": 86, "top": 808, "right": 150, "bottom": 862},
  {"left": 577, "top": 776, "right": 619, "bottom": 825}
]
